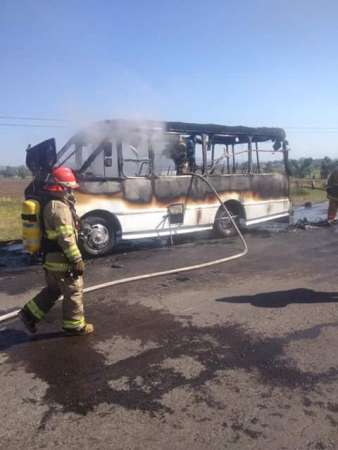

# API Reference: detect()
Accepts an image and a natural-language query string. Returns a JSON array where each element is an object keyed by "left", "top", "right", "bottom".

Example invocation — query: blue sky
[{"left": 1, "top": 0, "right": 338, "bottom": 164}]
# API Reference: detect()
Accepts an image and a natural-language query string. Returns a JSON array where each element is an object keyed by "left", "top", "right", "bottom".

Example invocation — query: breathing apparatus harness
[{"left": 22, "top": 139, "right": 80, "bottom": 257}]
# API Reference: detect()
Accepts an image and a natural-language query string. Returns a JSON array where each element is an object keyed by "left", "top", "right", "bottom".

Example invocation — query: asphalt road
[{"left": 2, "top": 204, "right": 338, "bottom": 449}]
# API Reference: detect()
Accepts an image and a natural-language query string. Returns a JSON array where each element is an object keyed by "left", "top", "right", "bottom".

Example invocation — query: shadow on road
[
  {"left": 216, "top": 288, "right": 338, "bottom": 308},
  {"left": 0, "top": 329, "right": 64, "bottom": 351}
]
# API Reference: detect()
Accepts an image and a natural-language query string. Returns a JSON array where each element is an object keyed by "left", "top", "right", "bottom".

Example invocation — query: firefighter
[
  {"left": 327, "top": 168, "right": 338, "bottom": 224},
  {"left": 172, "top": 135, "right": 189, "bottom": 175},
  {"left": 186, "top": 135, "right": 196, "bottom": 172},
  {"left": 19, "top": 167, "right": 94, "bottom": 336}
]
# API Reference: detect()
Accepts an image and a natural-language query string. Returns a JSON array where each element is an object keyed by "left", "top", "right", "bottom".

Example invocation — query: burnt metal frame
[
  {"left": 248, "top": 136, "right": 253, "bottom": 173},
  {"left": 65, "top": 136, "right": 286, "bottom": 180},
  {"left": 56, "top": 120, "right": 288, "bottom": 180},
  {"left": 79, "top": 140, "right": 107, "bottom": 174},
  {"left": 204, "top": 133, "right": 287, "bottom": 176},
  {"left": 211, "top": 141, "right": 289, "bottom": 176},
  {"left": 117, "top": 136, "right": 154, "bottom": 178}
]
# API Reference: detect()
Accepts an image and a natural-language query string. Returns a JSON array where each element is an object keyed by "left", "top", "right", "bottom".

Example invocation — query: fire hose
[{"left": 0, "top": 173, "right": 248, "bottom": 324}]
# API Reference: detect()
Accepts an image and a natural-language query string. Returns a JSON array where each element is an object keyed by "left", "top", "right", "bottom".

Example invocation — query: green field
[
  {"left": 290, "top": 186, "right": 327, "bottom": 206},
  {"left": 289, "top": 178, "right": 327, "bottom": 206},
  {"left": 0, "top": 178, "right": 28, "bottom": 242},
  {"left": 0, "top": 197, "right": 22, "bottom": 241}
]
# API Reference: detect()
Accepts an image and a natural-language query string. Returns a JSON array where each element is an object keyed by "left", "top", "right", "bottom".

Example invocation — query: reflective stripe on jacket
[{"left": 42, "top": 199, "right": 82, "bottom": 272}]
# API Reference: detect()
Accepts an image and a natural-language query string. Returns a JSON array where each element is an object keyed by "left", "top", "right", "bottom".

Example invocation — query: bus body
[{"left": 55, "top": 120, "right": 290, "bottom": 256}]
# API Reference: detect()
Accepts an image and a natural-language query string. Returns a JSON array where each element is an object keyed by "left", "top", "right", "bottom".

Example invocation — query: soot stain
[{"left": 2, "top": 300, "right": 338, "bottom": 429}]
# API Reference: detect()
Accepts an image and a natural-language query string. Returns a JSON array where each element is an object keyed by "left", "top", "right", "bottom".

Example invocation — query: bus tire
[
  {"left": 213, "top": 203, "right": 241, "bottom": 238},
  {"left": 80, "top": 214, "right": 116, "bottom": 257}
]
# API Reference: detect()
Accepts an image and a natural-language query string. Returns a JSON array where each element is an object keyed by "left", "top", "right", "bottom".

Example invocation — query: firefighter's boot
[
  {"left": 63, "top": 323, "right": 94, "bottom": 336},
  {"left": 19, "top": 309, "right": 37, "bottom": 334}
]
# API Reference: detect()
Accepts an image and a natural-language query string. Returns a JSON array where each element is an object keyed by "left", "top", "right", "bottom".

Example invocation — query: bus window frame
[
  {"left": 56, "top": 122, "right": 289, "bottom": 181},
  {"left": 205, "top": 137, "right": 288, "bottom": 176},
  {"left": 118, "top": 137, "right": 154, "bottom": 179}
]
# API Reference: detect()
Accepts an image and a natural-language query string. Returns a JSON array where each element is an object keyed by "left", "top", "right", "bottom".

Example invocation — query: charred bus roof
[
  {"left": 56, "top": 120, "right": 288, "bottom": 172},
  {"left": 165, "top": 121, "right": 286, "bottom": 143},
  {"left": 59, "top": 119, "right": 286, "bottom": 150}
]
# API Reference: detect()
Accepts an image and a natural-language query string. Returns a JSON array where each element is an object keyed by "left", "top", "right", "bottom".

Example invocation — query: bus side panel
[
  {"left": 239, "top": 173, "right": 290, "bottom": 222},
  {"left": 243, "top": 199, "right": 290, "bottom": 223},
  {"left": 75, "top": 173, "right": 290, "bottom": 236}
]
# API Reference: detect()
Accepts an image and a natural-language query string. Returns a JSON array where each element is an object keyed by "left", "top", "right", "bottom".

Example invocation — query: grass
[
  {"left": 289, "top": 178, "right": 327, "bottom": 206},
  {"left": 290, "top": 188, "right": 327, "bottom": 206},
  {"left": 0, "top": 197, "right": 22, "bottom": 242},
  {"left": 0, "top": 178, "right": 28, "bottom": 242}
]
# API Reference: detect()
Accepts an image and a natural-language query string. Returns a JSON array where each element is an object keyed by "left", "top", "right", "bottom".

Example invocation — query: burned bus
[{"left": 53, "top": 120, "right": 290, "bottom": 256}]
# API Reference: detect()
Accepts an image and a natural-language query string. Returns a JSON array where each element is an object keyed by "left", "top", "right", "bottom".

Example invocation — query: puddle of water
[
  {"left": 2, "top": 298, "right": 338, "bottom": 429},
  {"left": 251, "top": 202, "right": 329, "bottom": 234},
  {"left": 292, "top": 202, "right": 328, "bottom": 224},
  {"left": 0, "top": 242, "right": 34, "bottom": 269}
]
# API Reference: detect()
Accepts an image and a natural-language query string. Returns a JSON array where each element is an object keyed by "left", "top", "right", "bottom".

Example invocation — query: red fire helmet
[{"left": 44, "top": 167, "right": 80, "bottom": 192}]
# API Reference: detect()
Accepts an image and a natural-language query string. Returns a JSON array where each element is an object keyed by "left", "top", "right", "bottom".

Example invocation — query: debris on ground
[{"left": 294, "top": 218, "right": 331, "bottom": 230}]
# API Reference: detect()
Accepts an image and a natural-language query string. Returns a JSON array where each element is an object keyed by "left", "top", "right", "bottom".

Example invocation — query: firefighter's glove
[{"left": 72, "top": 259, "right": 85, "bottom": 276}]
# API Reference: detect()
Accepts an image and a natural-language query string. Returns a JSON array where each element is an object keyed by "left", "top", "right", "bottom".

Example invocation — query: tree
[
  {"left": 264, "top": 162, "right": 274, "bottom": 173},
  {"left": 2, "top": 166, "right": 17, "bottom": 177},
  {"left": 17, "top": 165, "right": 30, "bottom": 179},
  {"left": 288, "top": 158, "right": 313, "bottom": 178},
  {"left": 320, "top": 157, "right": 336, "bottom": 179}
]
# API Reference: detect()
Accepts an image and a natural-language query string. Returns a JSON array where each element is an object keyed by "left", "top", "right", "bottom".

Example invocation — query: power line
[
  {"left": 0, "top": 122, "right": 67, "bottom": 128},
  {"left": 0, "top": 115, "right": 69, "bottom": 122},
  {"left": 1, "top": 124, "right": 337, "bottom": 132},
  {"left": 0, "top": 116, "right": 338, "bottom": 128},
  {"left": 285, "top": 126, "right": 338, "bottom": 130},
  {"left": 1, "top": 118, "right": 338, "bottom": 132}
]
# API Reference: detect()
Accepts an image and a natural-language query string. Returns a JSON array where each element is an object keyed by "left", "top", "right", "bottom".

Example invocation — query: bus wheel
[
  {"left": 80, "top": 215, "right": 115, "bottom": 257},
  {"left": 213, "top": 204, "right": 241, "bottom": 238}
]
